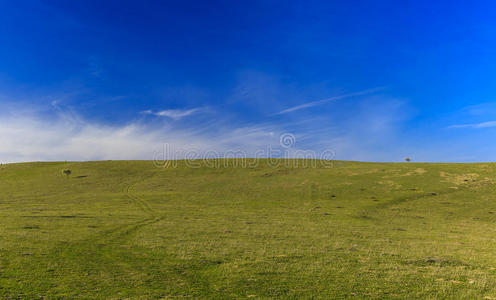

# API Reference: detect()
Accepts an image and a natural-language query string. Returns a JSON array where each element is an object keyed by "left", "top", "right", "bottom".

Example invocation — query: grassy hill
[{"left": 1, "top": 160, "right": 496, "bottom": 298}]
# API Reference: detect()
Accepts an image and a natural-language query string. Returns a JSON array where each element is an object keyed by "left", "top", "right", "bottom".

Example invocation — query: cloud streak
[
  {"left": 141, "top": 108, "right": 205, "bottom": 120},
  {"left": 0, "top": 111, "right": 283, "bottom": 163},
  {"left": 449, "top": 121, "right": 496, "bottom": 129},
  {"left": 274, "top": 87, "right": 385, "bottom": 115},
  {"left": 0, "top": 95, "right": 417, "bottom": 163}
]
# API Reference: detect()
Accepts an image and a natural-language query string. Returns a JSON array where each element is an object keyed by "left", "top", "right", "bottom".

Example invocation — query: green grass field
[{"left": 2, "top": 160, "right": 496, "bottom": 298}]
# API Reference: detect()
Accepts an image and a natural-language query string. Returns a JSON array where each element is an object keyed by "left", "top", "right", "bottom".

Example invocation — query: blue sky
[{"left": 1, "top": 0, "right": 496, "bottom": 162}]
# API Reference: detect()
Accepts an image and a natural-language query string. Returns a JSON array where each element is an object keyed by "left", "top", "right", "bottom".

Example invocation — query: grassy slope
[{"left": 1, "top": 160, "right": 496, "bottom": 298}]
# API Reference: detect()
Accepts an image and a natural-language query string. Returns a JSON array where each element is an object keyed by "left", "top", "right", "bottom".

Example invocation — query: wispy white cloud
[
  {"left": 449, "top": 121, "right": 496, "bottom": 129},
  {"left": 141, "top": 108, "right": 205, "bottom": 120},
  {"left": 461, "top": 102, "right": 496, "bottom": 116},
  {"left": 0, "top": 110, "right": 283, "bottom": 163},
  {"left": 274, "top": 87, "right": 385, "bottom": 115},
  {"left": 0, "top": 94, "right": 418, "bottom": 163}
]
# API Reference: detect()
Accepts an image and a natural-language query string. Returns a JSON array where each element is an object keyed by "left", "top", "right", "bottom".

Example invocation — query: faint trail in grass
[
  {"left": 44, "top": 176, "right": 166, "bottom": 290},
  {"left": 78, "top": 178, "right": 166, "bottom": 287},
  {"left": 125, "top": 180, "right": 154, "bottom": 216},
  {"left": 361, "top": 180, "right": 493, "bottom": 222},
  {"left": 115, "top": 176, "right": 166, "bottom": 238},
  {"left": 105, "top": 176, "right": 163, "bottom": 240}
]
